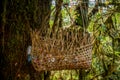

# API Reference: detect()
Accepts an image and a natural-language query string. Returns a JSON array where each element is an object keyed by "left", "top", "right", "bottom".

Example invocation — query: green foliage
[
  {"left": 63, "top": 0, "right": 70, "bottom": 3},
  {"left": 88, "top": 6, "right": 120, "bottom": 79},
  {"left": 50, "top": 70, "right": 79, "bottom": 80},
  {"left": 75, "top": 6, "right": 84, "bottom": 27},
  {"left": 75, "top": 14, "right": 83, "bottom": 26}
]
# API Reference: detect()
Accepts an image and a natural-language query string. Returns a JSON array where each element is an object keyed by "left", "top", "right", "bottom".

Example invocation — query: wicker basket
[{"left": 31, "top": 29, "right": 93, "bottom": 71}]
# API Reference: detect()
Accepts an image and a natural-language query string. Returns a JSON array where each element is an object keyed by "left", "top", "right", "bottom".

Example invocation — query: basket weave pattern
[{"left": 31, "top": 29, "right": 93, "bottom": 71}]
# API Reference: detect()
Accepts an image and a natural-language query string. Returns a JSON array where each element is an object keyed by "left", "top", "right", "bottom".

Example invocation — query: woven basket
[{"left": 31, "top": 29, "right": 93, "bottom": 71}]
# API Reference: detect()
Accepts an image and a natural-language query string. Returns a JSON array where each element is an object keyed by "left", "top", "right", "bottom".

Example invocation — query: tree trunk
[{"left": 1, "top": 0, "right": 51, "bottom": 80}]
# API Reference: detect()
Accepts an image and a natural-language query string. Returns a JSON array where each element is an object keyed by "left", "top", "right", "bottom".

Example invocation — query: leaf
[{"left": 101, "top": 24, "right": 106, "bottom": 32}]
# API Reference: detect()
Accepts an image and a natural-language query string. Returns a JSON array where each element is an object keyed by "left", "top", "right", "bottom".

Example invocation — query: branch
[{"left": 88, "top": 2, "right": 120, "bottom": 19}]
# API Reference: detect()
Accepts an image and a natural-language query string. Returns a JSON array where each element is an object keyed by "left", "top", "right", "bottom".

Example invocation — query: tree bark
[{"left": 1, "top": 0, "right": 51, "bottom": 80}]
